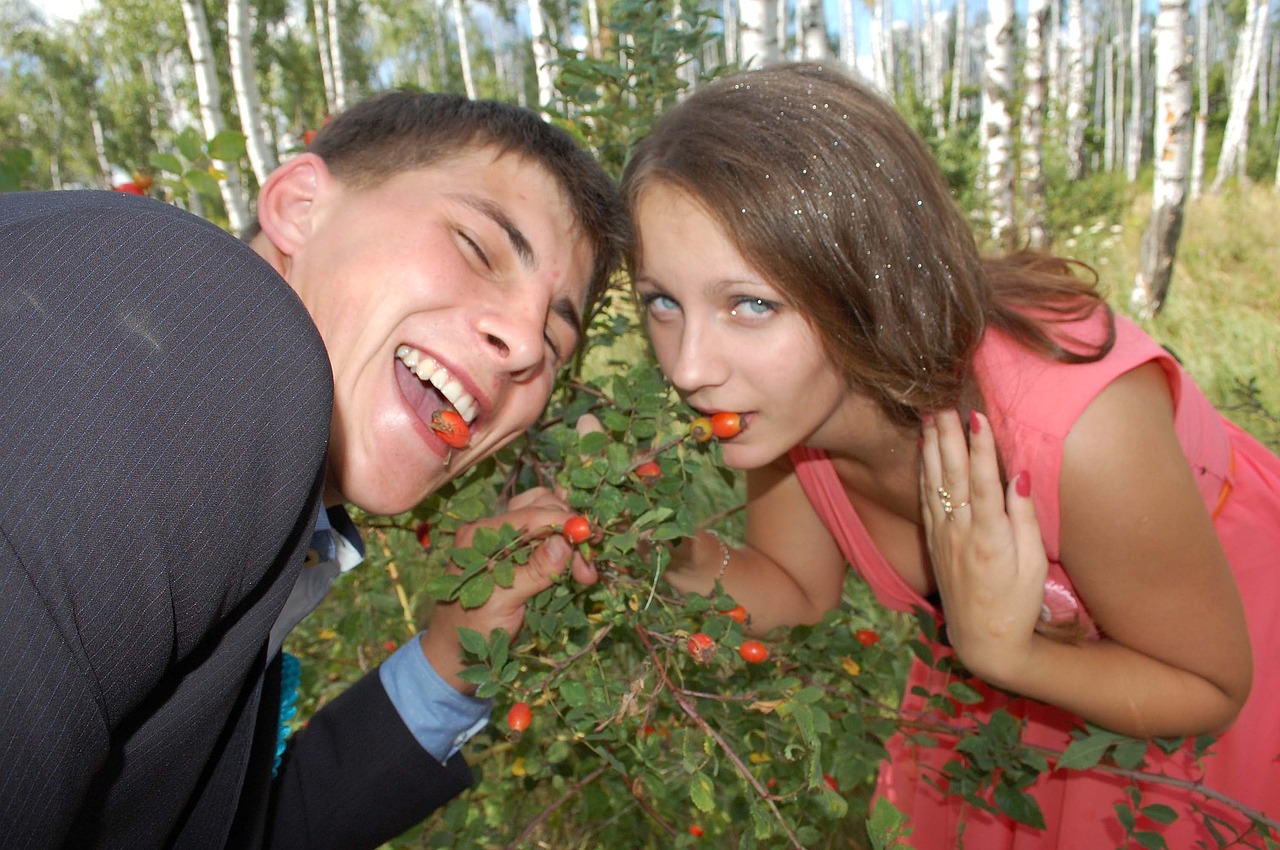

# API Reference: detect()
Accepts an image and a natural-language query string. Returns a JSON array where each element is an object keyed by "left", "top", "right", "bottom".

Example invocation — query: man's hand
[{"left": 420, "top": 487, "right": 598, "bottom": 694}]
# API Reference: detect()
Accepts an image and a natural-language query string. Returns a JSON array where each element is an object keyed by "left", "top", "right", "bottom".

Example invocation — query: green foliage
[
  {"left": 148, "top": 127, "right": 247, "bottom": 212},
  {"left": 0, "top": 147, "right": 34, "bottom": 192}
]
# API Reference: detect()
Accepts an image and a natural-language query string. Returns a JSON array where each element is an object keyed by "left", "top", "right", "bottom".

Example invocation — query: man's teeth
[{"left": 395, "top": 345, "right": 478, "bottom": 424}]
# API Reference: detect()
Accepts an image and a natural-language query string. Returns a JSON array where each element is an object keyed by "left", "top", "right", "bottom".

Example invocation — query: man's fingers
[{"left": 576, "top": 413, "right": 605, "bottom": 437}]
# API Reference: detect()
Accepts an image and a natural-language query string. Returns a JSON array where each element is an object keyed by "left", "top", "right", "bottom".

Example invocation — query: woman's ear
[{"left": 256, "top": 153, "right": 332, "bottom": 257}]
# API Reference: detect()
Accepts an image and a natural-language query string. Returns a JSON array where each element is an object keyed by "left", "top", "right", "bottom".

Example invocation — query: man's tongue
[{"left": 395, "top": 359, "right": 450, "bottom": 424}]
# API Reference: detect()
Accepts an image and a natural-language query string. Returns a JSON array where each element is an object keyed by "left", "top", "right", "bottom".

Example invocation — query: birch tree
[
  {"left": 800, "top": 0, "right": 831, "bottom": 60},
  {"left": 229, "top": 0, "right": 277, "bottom": 186},
  {"left": 312, "top": 0, "right": 335, "bottom": 112},
  {"left": 527, "top": 0, "right": 556, "bottom": 115},
  {"left": 1021, "top": 0, "right": 1051, "bottom": 248},
  {"left": 870, "top": 0, "right": 890, "bottom": 92},
  {"left": 1133, "top": 0, "right": 1192, "bottom": 317},
  {"left": 450, "top": 0, "right": 476, "bottom": 99},
  {"left": 982, "top": 0, "right": 1017, "bottom": 245},
  {"left": 1212, "top": 0, "right": 1269, "bottom": 189},
  {"left": 739, "top": 0, "right": 780, "bottom": 68},
  {"left": 1190, "top": 0, "right": 1210, "bottom": 197},
  {"left": 326, "top": 0, "right": 347, "bottom": 111},
  {"left": 1065, "top": 0, "right": 1089, "bottom": 178},
  {"left": 1126, "top": 0, "right": 1143, "bottom": 180},
  {"left": 178, "top": 0, "right": 250, "bottom": 232},
  {"left": 838, "top": 0, "right": 856, "bottom": 71},
  {"left": 948, "top": 0, "right": 969, "bottom": 130}
]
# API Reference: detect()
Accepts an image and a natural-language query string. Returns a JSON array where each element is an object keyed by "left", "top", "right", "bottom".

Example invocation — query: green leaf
[
  {"left": 452, "top": 548, "right": 488, "bottom": 571},
  {"left": 1111, "top": 737, "right": 1149, "bottom": 770},
  {"left": 947, "top": 681, "right": 984, "bottom": 705},
  {"left": 1140, "top": 804, "right": 1178, "bottom": 825},
  {"left": 1058, "top": 730, "right": 1123, "bottom": 770},
  {"left": 689, "top": 771, "right": 715, "bottom": 812},
  {"left": 176, "top": 127, "right": 203, "bottom": 161},
  {"left": 992, "top": 782, "right": 1045, "bottom": 829},
  {"left": 559, "top": 679, "right": 588, "bottom": 707},
  {"left": 457, "top": 627, "right": 489, "bottom": 658},
  {"left": 207, "top": 130, "right": 247, "bottom": 161},
  {"left": 184, "top": 168, "right": 220, "bottom": 199},
  {"left": 148, "top": 152, "right": 184, "bottom": 174},
  {"left": 458, "top": 573, "right": 495, "bottom": 608},
  {"left": 1134, "top": 831, "right": 1168, "bottom": 850}
]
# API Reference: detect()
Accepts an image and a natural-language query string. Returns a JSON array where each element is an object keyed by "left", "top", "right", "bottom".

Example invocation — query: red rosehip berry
[
  {"left": 688, "top": 825, "right": 704, "bottom": 838},
  {"left": 112, "top": 182, "right": 144, "bottom": 196},
  {"left": 725, "top": 604, "right": 748, "bottom": 625},
  {"left": 415, "top": 520, "right": 431, "bottom": 549},
  {"left": 634, "top": 460, "right": 662, "bottom": 482},
  {"left": 855, "top": 628, "right": 880, "bottom": 647},
  {"left": 823, "top": 773, "right": 839, "bottom": 792},
  {"left": 688, "top": 416, "right": 714, "bottom": 443},
  {"left": 710, "top": 411, "right": 744, "bottom": 439},
  {"left": 506, "top": 701, "right": 532, "bottom": 734},
  {"left": 562, "top": 515, "right": 592, "bottom": 545},
  {"left": 687, "top": 632, "right": 716, "bottom": 663},
  {"left": 383, "top": 639, "right": 398, "bottom": 652},
  {"left": 739, "top": 639, "right": 769, "bottom": 663},
  {"left": 429, "top": 409, "right": 471, "bottom": 449},
  {"left": 302, "top": 129, "right": 318, "bottom": 146}
]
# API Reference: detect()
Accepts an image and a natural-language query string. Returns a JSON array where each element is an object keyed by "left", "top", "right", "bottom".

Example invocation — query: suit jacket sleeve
[
  {"left": 0, "top": 190, "right": 333, "bottom": 848},
  {"left": 265, "top": 670, "right": 476, "bottom": 850}
]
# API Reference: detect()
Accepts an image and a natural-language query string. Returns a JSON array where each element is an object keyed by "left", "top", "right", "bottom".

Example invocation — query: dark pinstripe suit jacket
[{"left": 0, "top": 191, "right": 471, "bottom": 849}]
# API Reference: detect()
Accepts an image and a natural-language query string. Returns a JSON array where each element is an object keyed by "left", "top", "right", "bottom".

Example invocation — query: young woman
[{"left": 621, "top": 63, "right": 1280, "bottom": 847}]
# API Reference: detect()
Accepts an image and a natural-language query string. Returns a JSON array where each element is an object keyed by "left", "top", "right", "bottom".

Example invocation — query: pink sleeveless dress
[{"left": 792, "top": 315, "right": 1280, "bottom": 848}]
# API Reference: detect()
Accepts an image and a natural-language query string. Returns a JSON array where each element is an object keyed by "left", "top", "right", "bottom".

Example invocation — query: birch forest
[{"left": 2, "top": 0, "right": 1277, "bottom": 309}]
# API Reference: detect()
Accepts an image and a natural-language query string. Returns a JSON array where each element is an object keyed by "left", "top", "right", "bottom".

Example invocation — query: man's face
[{"left": 284, "top": 148, "right": 594, "bottom": 515}]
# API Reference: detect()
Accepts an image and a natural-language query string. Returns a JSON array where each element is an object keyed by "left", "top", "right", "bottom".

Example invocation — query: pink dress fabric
[{"left": 791, "top": 315, "right": 1280, "bottom": 848}]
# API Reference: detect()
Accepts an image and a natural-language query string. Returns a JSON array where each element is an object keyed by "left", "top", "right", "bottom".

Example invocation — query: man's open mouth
[{"left": 395, "top": 345, "right": 479, "bottom": 426}]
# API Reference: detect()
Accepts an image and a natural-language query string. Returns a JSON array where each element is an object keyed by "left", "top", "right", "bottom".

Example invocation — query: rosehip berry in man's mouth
[{"left": 430, "top": 409, "right": 471, "bottom": 448}]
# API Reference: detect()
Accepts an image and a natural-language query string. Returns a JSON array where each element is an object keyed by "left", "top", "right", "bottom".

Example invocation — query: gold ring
[{"left": 937, "top": 487, "right": 970, "bottom": 521}]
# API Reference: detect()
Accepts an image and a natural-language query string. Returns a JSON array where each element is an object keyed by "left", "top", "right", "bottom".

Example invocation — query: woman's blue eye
[
  {"left": 643, "top": 293, "right": 679, "bottom": 313},
  {"left": 731, "top": 297, "right": 775, "bottom": 317}
]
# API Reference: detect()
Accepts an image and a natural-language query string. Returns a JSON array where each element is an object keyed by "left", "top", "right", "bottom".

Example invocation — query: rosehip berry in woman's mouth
[{"left": 710, "top": 411, "right": 743, "bottom": 439}]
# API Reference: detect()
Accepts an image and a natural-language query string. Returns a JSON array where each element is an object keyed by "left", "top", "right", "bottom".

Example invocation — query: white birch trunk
[
  {"left": 801, "top": 0, "right": 831, "bottom": 61},
  {"left": 948, "top": 0, "right": 968, "bottom": 130},
  {"left": 1212, "top": 0, "right": 1269, "bottom": 190},
  {"left": 1102, "top": 41, "right": 1116, "bottom": 172},
  {"left": 870, "top": 0, "right": 888, "bottom": 92},
  {"left": 450, "top": 0, "right": 476, "bottom": 99},
  {"left": 926, "top": 6, "right": 947, "bottom": 137},
  {"left": 326, "top": 0, "right": 347, "bottom": 111},
  {"left": 312, "top": 0, "right": 336, "bottom": 113},
  {"left": 229, "top": 0, "right": 277, "bottom": 186},
  {"left": 1190, "top": 0, "right": 1209, "bottom": 197},
  {"left": 179, "top": 0, "right": 250, "bottom": 232},
  {"left": 1065, "top": 0, "right": 1089, "bottom": 179},
  {"left": 527, "top": 0, "right": 556, "bottom": 116},
  {"left": 982, "top": 0, "right": 1016, "bottom": 245},
  {"left": 739, "top": 0, "right": 779, "bottom": 69},
  {"left": 1126, "top": 0, "right": 1143, "bottom": 180},
  {"left": 91, "top": 109, "right": 112, "bottom": 186},
  {"left": 587, "top": 0, "right": 602, "bottom": 59},
  {"left": 1133, "top": 0, "right": 1192, "bottom": 317},
  {"left": 839, "top": 0, "right": 856, "bottom": 71},
  {"left": 1021, "top": 0, "right": 1051, "bottom": 249},
  {"left": 723, "top": 0, "right": 738, "bottom": 67},
  {"left": 777, "top": 0, "right": 789, "bottom": 60}
]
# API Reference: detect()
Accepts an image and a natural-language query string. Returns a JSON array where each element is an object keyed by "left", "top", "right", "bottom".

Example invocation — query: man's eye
[{"left": 460, "top": 232, "right": 491, "bottom": 268}]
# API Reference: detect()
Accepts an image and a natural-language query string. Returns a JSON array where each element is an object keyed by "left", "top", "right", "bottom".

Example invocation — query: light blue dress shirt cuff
[{"left": 379, "top": 631, "right": 492, "bottom": 764}]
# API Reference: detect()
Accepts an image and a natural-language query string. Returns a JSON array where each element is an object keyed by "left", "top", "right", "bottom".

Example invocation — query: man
[{"left": 0, "top": 92, "right": 624, "bottom": 849}]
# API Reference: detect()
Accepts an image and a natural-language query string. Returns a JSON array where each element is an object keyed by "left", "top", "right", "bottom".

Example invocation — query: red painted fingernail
[
  {"left": 969, "top": 410, "right": 981, "bottom": 434},
  {"left": 1016, "top": 471, "right": 1031, "bottom": 498}
]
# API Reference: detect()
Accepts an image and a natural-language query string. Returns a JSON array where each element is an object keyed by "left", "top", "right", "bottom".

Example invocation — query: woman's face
[{"left": 632, "top": 182, "right": 854, "bottom": 469}]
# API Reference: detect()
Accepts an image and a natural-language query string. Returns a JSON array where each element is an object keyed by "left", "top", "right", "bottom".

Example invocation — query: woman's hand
[{"left": 919, "top": 409, "right": 1046, "bottom": 687}]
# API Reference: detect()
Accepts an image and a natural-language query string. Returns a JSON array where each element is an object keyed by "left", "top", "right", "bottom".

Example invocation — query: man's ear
[{"left": 256, "top": 153, "right": 333, "bottom": 256}]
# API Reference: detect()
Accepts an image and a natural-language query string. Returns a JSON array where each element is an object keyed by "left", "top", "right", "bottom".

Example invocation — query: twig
[
  {"left": 635, "top": 624, "right": 808, "bottom": 849},
  {"left": 503, "top": 764, "right": 609, "bottom": 850}
]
